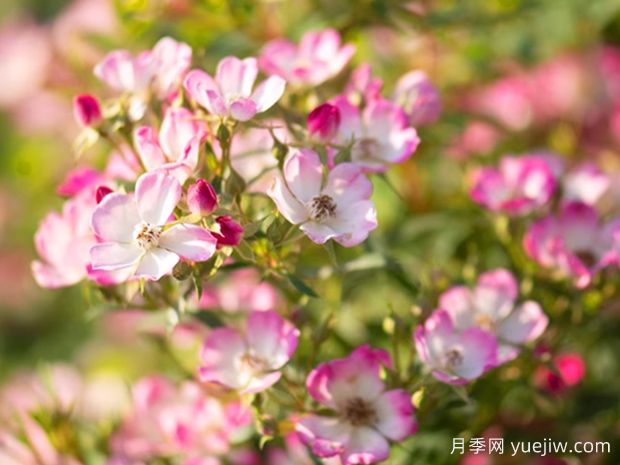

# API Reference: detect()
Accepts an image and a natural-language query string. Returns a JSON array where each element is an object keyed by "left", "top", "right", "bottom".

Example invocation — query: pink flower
[
  {"left": 187, "top": 179, "right": 218, "bottom": 216},
  {"left": 32, "top": 191, "right": 99, "bottom": 288},
  {"left": 296, "top": 345, "right": 417, "bottom": 465},
  {"left": 438, "top": 269, "right": 548, "bottom": 363},
  {"left": 344, "top": 64, "right": 383, "bottom": 105},
  {"left": 134, "top": 107, "right": 206, "bottom": 184},
  {"left": 73, "top": 94, "right": 102, "bottom": 127},
  {"left": 199, "top": 311, "right": 299, "bottom": 394},
  {"left": 333, "top": 97, "right": 420, "bottom": 172},
  {"left": 307, "top": 103, "right": 340, "bottom": 143},
  {"left": 446, "top": 121, "right": 502, "bottom": 159},
  {"left": 184, "top": 56, "right": 285, "bottom": 122},
  {"left": 151, "top": 36, "right": 192, "bottom": 99},
  {"left": 414, "top": 310, "right": 497, "bottom": 384},
  {"left": 470, "top": 155, "right": 557, "bottom": 215},
  {"left": 109, "top": 376, "right": 250, "bottom": 462},
  {"left": 523, "top": 202, "right": 620, "bottom": 288},
  {"left": 259, "top": 29, "right": 355, "bottom": 87},
  {"left": 57, "top": 166, "right": 105, "bottom": 197},
  {"left": 94, "top": 48, "right": 155, "bottom": 93},
  {"left": 267, "top": 148, "right": 377, "bottom": 247},
  {"left": 213, "top": 216, "right": 244, "bottom": 247},
  {"left": 90, "top": 171, "right": 217, "bottom": 281},
  {"left": 393, "top": 71, "right": 441, "bottom": 127},
  {"left": 199, "top": 268, "right": 281, "bottom": 313}
]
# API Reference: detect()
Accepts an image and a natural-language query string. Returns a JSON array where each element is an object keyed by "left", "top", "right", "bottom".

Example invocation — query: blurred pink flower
[
  {"left": 344, "top": 64, "right": 383, "bottom": 105},
  {"left": 184, "top": 56, "right": 285, "bottom": 121},
  {"left": 534, "top": 352, "right": 586, "bottom": 394},
  {"left": 134, "top": 107, "right": 207, "bottom": 184},
  {"left": 198, "top": 268, "right": 281, "bottom": 313},
  {"left": 393, "top": 70, "right": 441, "bottom": 127},
  {"left": 470, "top": 155, "right": 557, "bottom": 216},
  {"left": 90, "top": 171, "right": 217, "bottom": 281},
  {"left": 446, "top": 121, "right": 502, "bottom": 159},
  {"left": 439, "top": 269, "right": 548, "bottom": 363},
  {"left": 259, "top": 29, "right": 355, "bottom": 87},
  {"left": 296, "top": 345, "right": 417, "bottom": 465},
  {"left": 562, "top": 163, "right": 610, "bottom": 206},
  {"left": 268, "top": 148, "right": 377, "bottom": 246},
  {"left": 523, "top": 202, "right": 620, "bottom": 288},
  {"left": 414, "top": 310, "right": 497, "bottom": 384},
  {"left": 199, "top": 311, "right": 299, "bottom": 394},
  {"left": 333, "top": 96, "right": 419, "bottom": 172}
]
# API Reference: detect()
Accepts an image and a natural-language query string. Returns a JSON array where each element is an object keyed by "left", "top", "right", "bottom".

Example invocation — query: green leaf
[{"left": 286, "top": 272, "right": 319, "bottom": 298}]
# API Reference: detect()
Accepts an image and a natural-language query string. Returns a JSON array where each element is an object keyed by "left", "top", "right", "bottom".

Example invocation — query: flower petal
[
  {"left": 498, "top": 300, "right": 548, "bottom": 344},
  {"left": 91, "top": 192, "right": 139, "bottom": 242},
  {"left": 134, "top": 126, "right": 166, "bottom": 171},
  {"left": 159, "top": 224, "right": 217, "bottom": 261},
  {"left": 183, "top": 69, "right": 220, "bottom": 113},
  {"left": 90, "top": 242, "right": 142, "bottom": 271},
  {"left": 296, "top": 415, "right": 351, "bottom": 458},
  {"left": 323, "top": 162, "right": 372, "bottom": 205},
  {"left": 267, "top": 175, "right": 308, "bottom": 224},
  {"left": 135, "top": 171, "right": 182, "bottom": 225},
  {"left": 134, "top": 248, "right": 179, "bottom": 280},
  {"left": 229, "top": 98, "right": 258, "bottom": 121},
  {"left": 341, "top": 426, "right": 390, "bottom": 465},
  {"left": 246, "top": 310, "right": 299, "bottom": 370},
  {"left": 199, "top": 328, "right": 247, "bottom": 389},
  {"left": 252, "top": 75, "right": 286, "bottom": 112},
  {"left": 282, "top": 148, "right": 323, "bottom": 203},
  {"left": 216, "top": 56, "right": 258, "bottom": 99},
  {"left": 374, "top": 389, "right": 418, "bottom": 441}
]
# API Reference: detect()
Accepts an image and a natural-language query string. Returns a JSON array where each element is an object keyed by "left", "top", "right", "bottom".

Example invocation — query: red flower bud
[
  {"left": 187, "top": 179, "right": 218, "bottom": 216},
  {"left": 96, "top": 186, "right": 113, "bottom": 204},
  {"left": 73, "top": 94, "right": 102, "bottom": 127},
  {"left": 213, "top": 216, "right": 243, "bottom": 247},
  {"left": 307, "top": 103, "right": 340, "bottom": 142}
]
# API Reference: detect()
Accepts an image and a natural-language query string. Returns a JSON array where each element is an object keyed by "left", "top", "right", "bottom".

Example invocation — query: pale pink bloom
[
  {"left": 151, "top": 37, "right": 193, "bottom": 99},
  {"left": 344, "top": 64, "right": 383, "bottom": 105},
  {"left": 439, "top": 269, "right": 548, "bottom": 363},
  {"left": 199, "top": 268, "right": 281, "bottom": 313},
  {"left": 268, "top": 148, "right": 377, "bottom": 246},
  {"left": 199, "top": 311, "right": 299, "bottom": 394},
  {"left": 414, "top": 310, "right": 497, "bottom": 384},
  {"left": 307, "top": 103, "right": 340, "bottom": 143},
  {"left": 562, "top": 163, "right": 610, "bottom": 206},
  {"left": 32, "top": 190, "right": 114, "bottom": 288},
  {"left": 296, "top": 345, "right": 417, "bottom": 465},
  {"left": 523, "top": 202, "right": 620, "bottom": 288},
  {"left": 333, "top": 96, "right": 420, "bottom": 172},
  {"left": 134, "top": 107, "right": 206, "bottom": 184},
  {"left": 90, "top": 171, "right": 217, "bottom": 281},
  {"left": 446, "top": 121, "right": 502, "bottom": 159},
  {"left": 184, "top": 56, "right": 285, "bottom": 121},
  {"left": 470, "top": 155, "right": 557, "bottom": 216},
  {"left": 259, "top": 29, "right": 355, "bottom": 87},
  {"left": 110, "top": 376, "right": 249, "bottom": 462},
  {"left": 227, "top": 123, "right": 289, "bottom": 193},
  {"left": 393, "top": 70, "right": 441, "bottom": 127},
  {"left": 94, "top": 47, "right": 155, "bottom": 93}
]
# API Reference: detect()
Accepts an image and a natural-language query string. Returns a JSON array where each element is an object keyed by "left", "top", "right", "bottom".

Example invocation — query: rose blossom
[
  {"left": 333, "top": 96, "right": 420, "bottom": 172},
  {"left": 184, "top": 56, "right": 285, "bottom": 122},
  {"left": 134, "top": 107, "right": 206, "bottom": 184},
  {"left": 439, "top": 269, "right": 548, "bottom": 363},
  {"left": 90, "top": 171, "right": 217, "bottom": 281},
  {"left": 414, "top": 310, "right": 497, "bottom": 384},
  {"left": 199, "top": 311, "right": 299, "bottom": 394},
  {"left": 296, "top": 345, "right": 417, "bottom": 465},
  {"left": 259, "top": 29, "right": 355, "bottom": 87},
  {"left": 392, "top": 70, "right": 442, "bottom": 127},
  {"left": 470, "top": 155, "right": 557, "bottom": 216},
  {"left": 268, "top": 148, "right": 377, "bottom": 247},
  {"left": 523, "top": 201, "right": 620, "bottom": 288},
  {"left": 562, "top": 163, "right": 610, "bottom": 206}
]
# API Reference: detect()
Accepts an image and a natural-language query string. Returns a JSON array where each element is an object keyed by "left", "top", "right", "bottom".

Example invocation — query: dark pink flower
[
  {"left": 213, "top": 216, "right": 244, "bottom": 247},
  {"left": 307, "top": 103, "right": 340, "bottom": 142},
  {"left": 187, "top": 179, "right": 218, "bottom": 216}
]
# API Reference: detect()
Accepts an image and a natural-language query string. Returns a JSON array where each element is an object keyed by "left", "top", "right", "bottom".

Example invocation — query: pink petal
[
  {"left": 300, "top": 222, "right": 339, "bottom": 245},
  {"left": 374, "top": 389, "right": 418, "bottom": 441},
  {"left": 91, "top": 192, "right": 139, "bottom": 242},
  {"left": 216, "top": 56, "right": 258, "bottom": 99},
  {"left": 296, "top": 415, "right": 351, "bottom": 458},
  {"left": 283, "top": 148, "right": 323, "bottom": 203},
  {"left": 323, "top": 163, "right": 373, "bottom": 206},
  {"left": 90, "top": 242, "right": 142, "bottom": 271},
  {"left": 240, "top": 371, "right": 282, "bottom": 395},
  {"left": 251, "top": 75, "right": 286, "bottom": 112},
  {"left": 183, "top": 69, "right": 220, "bottom": 113},
  {"left": 246, "top": 310, "right": 299, "bottom": 370},
  {"left": 134, "top": 247, "right": 179, "bottom": 280},
  {"left": 159, "top": 224, "right": 217, "bottom": 261},
  {"left": 134, "top": 126, "right": 166, "bottom": 171},
  {"left": 200, "top": 328, "right": 247, "bottom": 389},
  {"left": 438, "top": 286, "right": 475, "bottom": 330},
  {"left": 341, "top": 426, "right": 390, "bottom": 465},
  {"left": 159, "top": 107, "right": 205, "bottom": 162},
  {"left": 498, "top": 300, "right": 548, "bottom": 344},
  {"left": 453, "top": 327, "right": 498, "bottom": 380},
  {"left": 327, "top": 200, "right": 377, "bottom": 247},
  {"left": 135, "top": 171, "right": 182, "bottom": 225},
  {"left": 267, "top": 175, "right": 309, "bottom": 224},
  {"left": 229, "top": 98, "right": 258, "bottom": 121}
]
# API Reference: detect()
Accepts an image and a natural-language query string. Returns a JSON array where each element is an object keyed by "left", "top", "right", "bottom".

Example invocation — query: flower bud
[
  {"left": 73, "top": 94, "right": 103, "bottom": 127},
  {"left": 187, "top": 179, "right": 218, "bottom": 216},
  {"left": 213, "top": 216, "right": 244, "bottom": 247},
  {"left": 95, "top": 186, "right": 113, "bottom": 204},
  {"left": 307, "top": 103, "right": 340, "bottom": 142}
]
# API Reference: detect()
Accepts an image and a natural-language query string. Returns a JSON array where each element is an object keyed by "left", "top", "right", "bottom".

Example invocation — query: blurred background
[{"left": 1, "top": 1, "right": 620, "bottom": 464}]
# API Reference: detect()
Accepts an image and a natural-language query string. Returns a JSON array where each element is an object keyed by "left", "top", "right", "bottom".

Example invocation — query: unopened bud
[
  {"left": 307, "top": 103, "right": 340, "bottom": 142},
  {"left": 187, "top": 179, "right": 218, "bottom": 216},
  {"left": 73, "top": 94, "right": 102, "bottom": 127},
  {"left": 213, "top": 216, "right": 244, "bottom": 247},
  {"left": 95, "top": 186, "right": 113, "bottom": 204}
]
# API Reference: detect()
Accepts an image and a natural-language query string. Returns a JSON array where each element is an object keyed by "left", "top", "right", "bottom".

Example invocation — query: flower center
[
  {"left": 353, "top": 138, "right": 379, "bottom": 160},
  {"left": 474, "top": 314, "right": 495, "bottom": 332},
  {"left": 309, "top": 195, "right": 337, "bottom": 222},
  {"left": 342, "top": 397, "right": 378, "bottom": 427},
  {"left": 443, "top": 348, "right": 464, "bottom": 370},
  {"left": 240, "top": 352, "right": 267, "bottom": 372},
  {"left": 133, "top": 221, "right": 162, "bottom": 250},
  {"left": 574, "top": 249, "right": 597, "bottom": 268}
]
